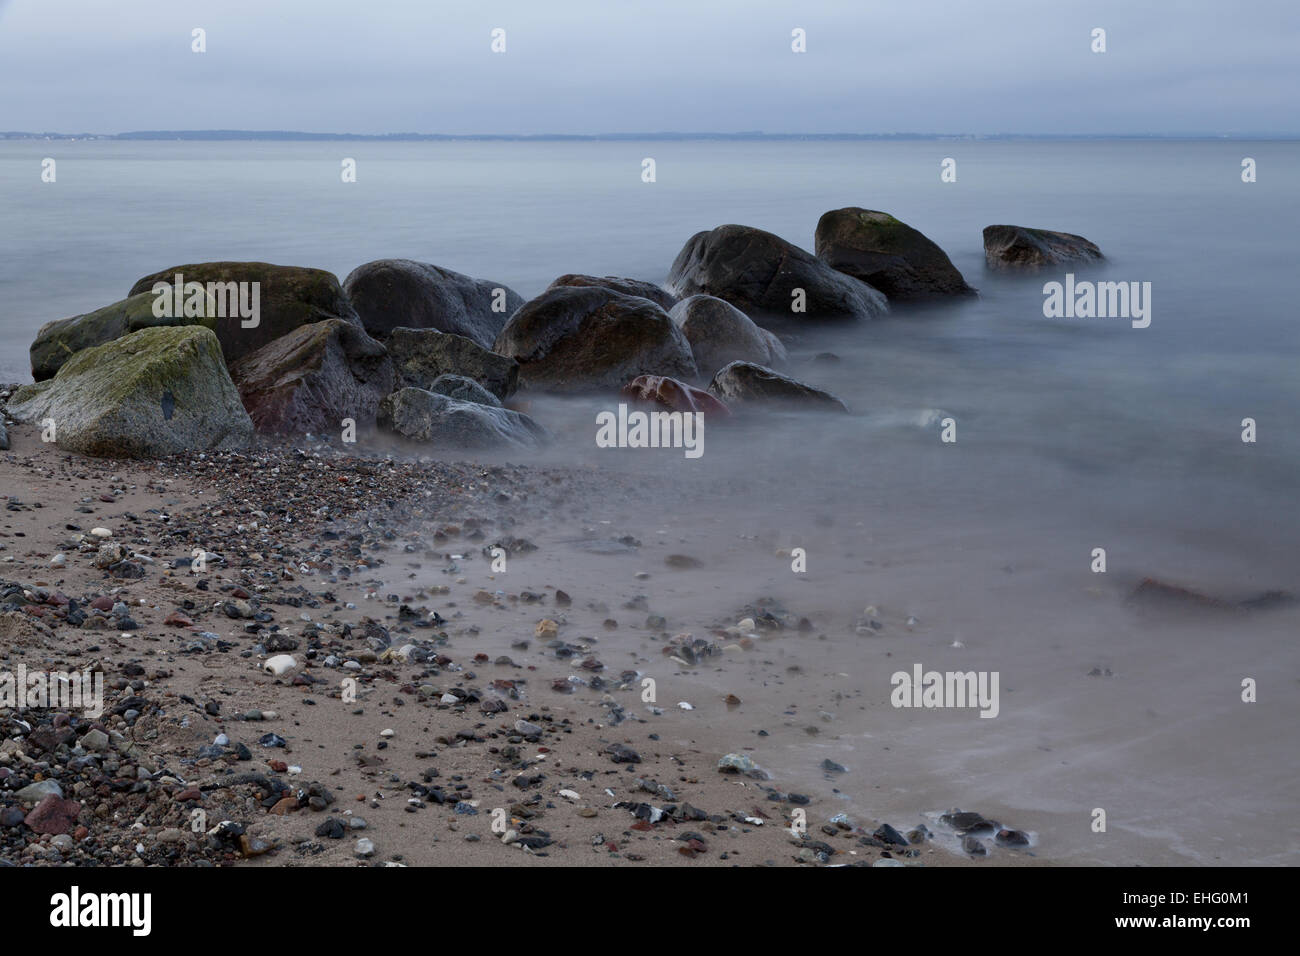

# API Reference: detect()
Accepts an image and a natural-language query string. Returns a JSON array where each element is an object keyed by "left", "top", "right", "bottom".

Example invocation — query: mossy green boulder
[
  {"left": 815, "top": 208, "right": 975, "bottom": 302},
  {"left": 7, "top": 326, "right": 253, "bottom": 458},
  {"left": 127, "top": 261, "right": 361, "bottom": 364},
  {"left": 30, "top": 291, "right": 217, "bottom": 381}
]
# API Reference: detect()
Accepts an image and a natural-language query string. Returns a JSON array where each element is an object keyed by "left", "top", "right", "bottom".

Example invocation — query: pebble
[{"left": 264, "top": 654, "right": 297, "bottom": 676}]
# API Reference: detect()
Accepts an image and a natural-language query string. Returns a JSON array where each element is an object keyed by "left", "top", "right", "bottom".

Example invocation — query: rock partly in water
[
  {"left": 30, "top": 291, "right": 219, "bottom": 382},
  {"left": 982, "top": 225, "right": 1104, "bottom": 270},
  {"left": 7, "top": 326, "right": 253, "bottom": 458},
  {"left": 493, "top": 286, "right": 697, "bottom": 392},
  {"left": 378, "top": 387, "right": 546, "bottom": 450},
  {"left": 815, "top": 208, "right": 975, "bottom": 301},
  {"left": 666, "top": 224, "right": 888, "bottom": 324},
  {"left": 127, "top": 261, "right": 361, "bottom": 365},
  {"left": 547, "top": 274, "right": 678, "bottom": 311},
  {"left": 620, "top": 375, "right": 731, "bottom": 418},
  {"left": 668, "top": 294, "right": 787, "bottom": 377},
  {"left": 708, "top": 361, "right": 849, "bottom": 413},
  {"left": 386, "top": 327, "right": 519, "bottom": 400},
  {"left": 228, "top": 318, "right": 394, "bottom": 434},
  {"left": 344, "top": 259, "right": 523, "bottom": 349},
  {"left": 427, "top": 374, "right": 503, "bottom": 408}
]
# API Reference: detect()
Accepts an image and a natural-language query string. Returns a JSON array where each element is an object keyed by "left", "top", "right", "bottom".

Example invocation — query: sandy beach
[{"left": 1, "top": 408, "right": 1079, "bottom": 868}]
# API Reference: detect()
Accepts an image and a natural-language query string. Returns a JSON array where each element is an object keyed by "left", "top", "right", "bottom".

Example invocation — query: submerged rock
[
  {"left": 816, "top": 208, "right": 975, "bottom": 301},
  {"left": 7, "top": 326, "right": 253, "bottom": 458},
  {"left": 493, "top": 286, "right": 696, "bottom": 392},
  {"left": 668, "top": 294, "right": 787, "bottom": 377},
  {"left": 229, "top": 318, "right": 394, "bottom": 434},
  {"left": 620, "top": 374, "right": 730, "bottom": 418},
  {"left": 548, "top": 274, "right": 678, "bottom": 311},
  {"left": 127, "top": 261, "right": 361, "bottom": 364},
  {"left": 378, "top": 387, "right": 547, "bottom": 449},
  {"left": 982, "top": 225, "right": 1103, "bottom": 270},
  {"left": 387, "top": 327, "right": 519, "bottom": 399},
  {"left": 666, "top": 224, "right": 888, "bottom": 323},
  {"left": 344, "top": 259, "right": 523, "bottom": 348},
  {"left": 708, "top": 361, "right": 848, "bottom": 412}
]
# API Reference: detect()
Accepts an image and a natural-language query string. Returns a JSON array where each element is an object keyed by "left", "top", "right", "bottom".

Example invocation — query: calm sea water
[{"left": 2, "top": 139, "right": 1299, "bottom": 545}]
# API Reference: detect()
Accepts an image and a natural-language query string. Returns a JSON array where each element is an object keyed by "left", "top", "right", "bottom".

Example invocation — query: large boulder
[
  {"left": 668, "top": 294, "right": 787, "bottom": 378},
  {"left": 620, "top": 375, "right": 731, "bottom": 419},
  {"left": 428, "top": 374, "right": 502, "bottom": 408},
  {"left": 387, "top": 327, "right": 519, "bottom": 400},
  {"left": 982, "top": 225, "right": 1103, "bottom": 270},
  {"left": 6, "top": 326, "right": 253, "bottom": 458},
  {"left": 815, "top": 208, "right": 975, "bottom": 301},
  {"left": 227, "top": 319, "right": 394, "bottom": 435},
  {"left": 30, "top": 291, "right": 219, "bottom": 382},
  {"left": 377, "top": 387, "right": 546, "bottom": 450},
  {"left": 127, "top": 262, "right": 360, "bottom": 366},
  {"left": 666, "top": 224, "right": 888, "bottom": 323},
  {"left": 547, "top": 274, "right": 678, "bottom": 311},
  {"left": 343, "top": 259, "right": 523, "bottom": 348},
  {"left": 708, "top": 361, "right": 848, "bottom": 413},
  {"left": 493, "top": 286, "right": 697, "bottom": 392}
]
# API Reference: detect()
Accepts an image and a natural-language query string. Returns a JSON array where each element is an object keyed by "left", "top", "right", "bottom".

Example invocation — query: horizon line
[{"left": 3, "top": 129, "right": 1298, "bottom": 142}]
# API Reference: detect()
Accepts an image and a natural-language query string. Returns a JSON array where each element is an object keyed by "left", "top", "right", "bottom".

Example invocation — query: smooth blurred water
[{"left": 2, "top": 138, "right": 1298, "bottom": 563}]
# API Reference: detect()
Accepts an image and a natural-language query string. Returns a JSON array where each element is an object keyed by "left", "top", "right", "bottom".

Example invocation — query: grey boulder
[
  {"left": 666, "top": 224, "right": 888, "bottom": 324},
  {"left": 377, "top": 387, "right": 546, "bottom": 450},
  {"left": 982, "top": 225, "right": 1103, "bottom": 270},
  {"left": 428, "top": 374, "right": 503, "bottom": 408},
  {"left": 815, "top": 208, "right": 975, "bottom": 301},
  {"left": 387, "top": 327, "right": 519, "bottom": 399},
  {"left": 547, "top": 274, "right": 678, "bottom": 311},
  {"left": 344, "top": 259, "right": 523, "bottom": 348},
  {"left": 669, "top": 294, "right": 787, "bottom": 378},
  {"left": 708, "top": 361, "right": 849, "bottom": 413},
  {"left": 493, "top": 286, "right": 696, "bottom": 392}
]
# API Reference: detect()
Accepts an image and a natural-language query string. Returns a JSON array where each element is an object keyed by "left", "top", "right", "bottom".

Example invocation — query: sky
[{"left": 1, "top": 0, "right": 1296, "bottom": 136}]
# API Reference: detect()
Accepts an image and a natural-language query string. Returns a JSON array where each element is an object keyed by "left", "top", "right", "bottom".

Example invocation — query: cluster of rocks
[{"left": 4, "top": 216, "right": 1101, "bottom": 460}]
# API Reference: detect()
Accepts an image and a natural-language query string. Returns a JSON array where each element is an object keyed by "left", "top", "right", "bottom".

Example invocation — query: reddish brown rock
[
  {"left": 620, "top": 375, "right": 731, "bottom": 418},
  {"left": 229, "top": 318, "right": 394, "bottom": 435},
  {"left": 24, "top": 794, "right": 82, "bottom": 835},
  {"left": 164, "top": 611, "right": 194, "bottom": 627}
]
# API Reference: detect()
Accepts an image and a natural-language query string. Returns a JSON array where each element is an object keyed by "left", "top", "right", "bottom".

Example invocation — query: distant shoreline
[{"left": 3, "top": 130, "right": 1298, "bottom": 142}]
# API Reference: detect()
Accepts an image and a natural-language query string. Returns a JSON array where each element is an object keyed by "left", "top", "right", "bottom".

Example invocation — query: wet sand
[{"left": 3, "top": 404, "right": 1296, "bottom": 867}]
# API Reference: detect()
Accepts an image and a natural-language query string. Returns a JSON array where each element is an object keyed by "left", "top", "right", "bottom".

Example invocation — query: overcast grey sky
[{"left": 1, "top": 0, "right": 1296, "bottom": 135}]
